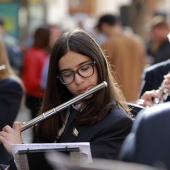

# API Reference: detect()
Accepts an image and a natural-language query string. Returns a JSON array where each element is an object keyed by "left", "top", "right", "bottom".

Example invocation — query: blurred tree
[
  {"left": 127, "top": 0, "right": 162, "bottom": 38},
  {"left": 128, "top": 0, "right": 147, "bottom": 37}
]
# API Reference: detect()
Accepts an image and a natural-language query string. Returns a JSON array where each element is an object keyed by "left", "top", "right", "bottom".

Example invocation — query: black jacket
[{"left": 59, "top": 105, "right": 133, "bottom": 160}]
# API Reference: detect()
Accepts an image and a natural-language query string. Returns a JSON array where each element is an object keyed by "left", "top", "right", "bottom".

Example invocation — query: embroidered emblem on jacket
[{"left": 73, "top": 127, "right": 79, "bottom": 137}]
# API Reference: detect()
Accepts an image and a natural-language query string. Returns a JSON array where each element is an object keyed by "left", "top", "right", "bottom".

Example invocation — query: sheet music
[{"left": 11, "top": 142, "right": 92, "bottom": 170}]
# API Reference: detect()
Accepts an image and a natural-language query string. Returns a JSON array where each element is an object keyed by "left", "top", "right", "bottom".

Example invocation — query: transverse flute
[
  {"left": 22, "top": 81, "right": 108, "bottom": 132},
  {"left": 153, "top": 72, "right": 170, "bottom": 104}
]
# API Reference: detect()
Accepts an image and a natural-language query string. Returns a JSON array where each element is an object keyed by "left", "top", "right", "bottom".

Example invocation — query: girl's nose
[{"left": 74, "top": 73, "right": 85, "bottom": 84}]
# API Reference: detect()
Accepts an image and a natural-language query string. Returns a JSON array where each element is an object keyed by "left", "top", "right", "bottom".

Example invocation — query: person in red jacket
[{"left": 22, "top": 26, "right": 50, "bottom": 142}]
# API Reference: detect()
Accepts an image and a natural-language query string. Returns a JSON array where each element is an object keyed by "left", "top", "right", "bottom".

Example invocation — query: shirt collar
[{"left": 72, "top": 103, "right": 83, "bottom": 111}]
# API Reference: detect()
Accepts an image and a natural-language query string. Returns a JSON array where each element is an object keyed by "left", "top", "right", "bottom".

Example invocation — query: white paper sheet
[{"left": 11, "top": 142, "right": 92, "bottom": 170}]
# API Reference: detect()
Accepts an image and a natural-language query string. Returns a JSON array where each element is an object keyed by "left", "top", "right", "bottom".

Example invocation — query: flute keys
[{"left": 22, "top": 122, "right": 26, "bottom": 126}]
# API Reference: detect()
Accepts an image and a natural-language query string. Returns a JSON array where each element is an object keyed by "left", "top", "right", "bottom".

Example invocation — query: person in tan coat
[{"left": 97, "top": 14, "right": 146, "bottom": 103}]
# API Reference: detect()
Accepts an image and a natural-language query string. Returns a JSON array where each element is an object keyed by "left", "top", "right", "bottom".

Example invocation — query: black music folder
[
  {"left": 17, "top": 147, "right": 80, "bottom": 170},
  {"left": 12, "top": 143, "right": 92, "bottom": 170}
]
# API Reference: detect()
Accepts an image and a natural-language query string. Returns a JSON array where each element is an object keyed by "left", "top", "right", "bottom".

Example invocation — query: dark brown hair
[{"left": 33, "top": 26, "right": 50, "bottom": 49}]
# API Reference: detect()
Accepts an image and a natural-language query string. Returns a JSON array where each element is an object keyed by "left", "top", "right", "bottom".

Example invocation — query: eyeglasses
[{"left": 57, "top": 61, "right": 96, "bottom": 85}]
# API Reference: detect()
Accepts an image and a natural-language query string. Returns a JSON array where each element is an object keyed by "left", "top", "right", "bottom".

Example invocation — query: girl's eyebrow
[
  {"left": 78, "top": 60, "right": 92, "bottom": 67},
  {"left": 60, "top": 60, "right": 92, "bottom": 72}
]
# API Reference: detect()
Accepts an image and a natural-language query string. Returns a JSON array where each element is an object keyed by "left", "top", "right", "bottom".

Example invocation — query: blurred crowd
[
  {"left": 1, "top": 14, "right": 170, "bottom": 102},
  {"left": 1, "top": 12, "right": 170, "bottom": 132},
  {"left": 0, "top": 11, "right": 170, "bottom": 169}
]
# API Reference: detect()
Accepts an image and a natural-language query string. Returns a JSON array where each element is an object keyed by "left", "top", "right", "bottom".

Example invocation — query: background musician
[
  {"left": 0, "top": 29, "right": 132, "bottom": 169},
  {"left": 138, "top": 59, "right": 170, "bottom": 107}
]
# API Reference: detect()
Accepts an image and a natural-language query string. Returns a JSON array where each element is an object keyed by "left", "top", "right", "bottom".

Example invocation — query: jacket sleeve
[
  {"left": 118, "top": 117, "right": 142, "bottom": 162},
  {"left": 90, "top": 116, "right": 133, "bottom": 160},
  {"left": 138, "top": 69, "right": 154, "bottom": 97},
  {"left": 0, "top": 79, "right": 23, "bottom": 130}
]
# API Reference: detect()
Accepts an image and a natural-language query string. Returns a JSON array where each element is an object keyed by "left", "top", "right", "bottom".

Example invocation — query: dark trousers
[
  {"left": 0, "top": 145, "right": 12, "bottom": 165},
  {"left": 25, "top": 95, "right": 42, "bottom": 142}
]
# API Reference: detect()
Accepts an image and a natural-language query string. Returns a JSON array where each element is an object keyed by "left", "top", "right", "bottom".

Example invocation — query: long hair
[
  {"left": 36, "top": 28, "right": 130, "bottom": 142},
  {"left": 0, "top": 37, "right": 21, "bottom": 84}
]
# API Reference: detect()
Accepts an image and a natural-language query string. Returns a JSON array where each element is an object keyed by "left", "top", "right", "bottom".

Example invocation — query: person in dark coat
[
  {"left": 138, "top": 59, "right": 170, "bottom": 107},
  {"left": 119, "top": 102, "right": 170, "bottom": 170}
]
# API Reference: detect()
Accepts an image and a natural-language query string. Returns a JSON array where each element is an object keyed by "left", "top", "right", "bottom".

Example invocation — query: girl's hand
[{"left": 0, "top": 122, "right": 22, "bottom": 154}]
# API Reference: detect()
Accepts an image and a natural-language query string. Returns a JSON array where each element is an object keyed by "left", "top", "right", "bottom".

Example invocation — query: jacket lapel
[{"left": 60, "top": 106, "right": 80, "bottom": 142}]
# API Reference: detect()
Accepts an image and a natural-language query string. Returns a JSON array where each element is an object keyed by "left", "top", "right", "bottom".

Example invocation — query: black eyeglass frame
[{"left": 57, "top": 61, "right": 96, "bottom": 85}]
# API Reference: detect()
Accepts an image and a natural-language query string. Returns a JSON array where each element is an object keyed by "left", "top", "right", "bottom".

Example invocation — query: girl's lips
[{"left": 79, "top": 86, "right": 93, "bottom": 93}]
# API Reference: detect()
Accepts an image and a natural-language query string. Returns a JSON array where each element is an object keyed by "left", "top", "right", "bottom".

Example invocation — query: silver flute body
[{"left": 22, "top": 81, "right": 108, "bottom": 132}]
